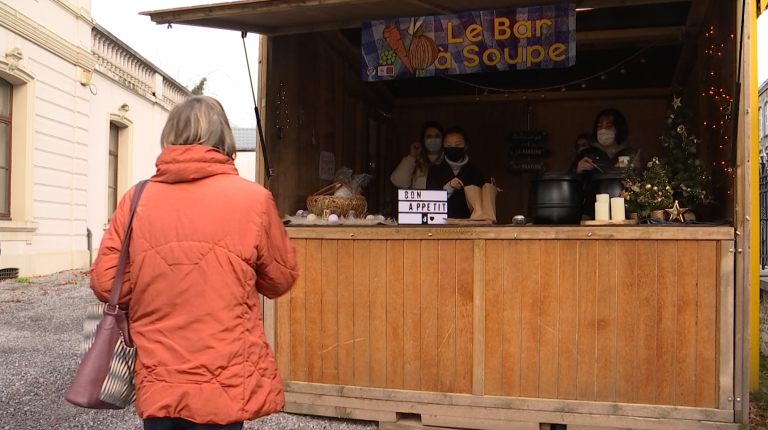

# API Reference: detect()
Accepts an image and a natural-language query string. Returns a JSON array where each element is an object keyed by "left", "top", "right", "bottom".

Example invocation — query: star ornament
[
  {"left": 672, "top": 96, "right": 682, "bottom": 109},
  {"left": 666, "top": 200, "right": 688, "bottom": 222}
]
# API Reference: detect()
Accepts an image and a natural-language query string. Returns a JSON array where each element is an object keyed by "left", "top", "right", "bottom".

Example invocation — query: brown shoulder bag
[{"left": 65, "top": 180, "right": 148, "bottom": 409}]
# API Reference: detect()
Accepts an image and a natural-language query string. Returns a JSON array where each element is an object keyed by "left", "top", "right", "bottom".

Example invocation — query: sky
[{"left": 91, "top": 1, "right": 260, "bottom": 128}]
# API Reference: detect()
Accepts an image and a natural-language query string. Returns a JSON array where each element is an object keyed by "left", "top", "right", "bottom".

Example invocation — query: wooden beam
[
  {"left": 159, "top": 18, "right": 275, "bottom": 35},
  {"left": 672, "top": 0, "right": 711, "bottom": 87},
  {"left": 142, "top": 0, "right": 693, "bottom": 35},
  {"left": 285, "top": 225, "right": 735, "bottom": 241},
  {"left": 577, "top": 26, "right": 685, "bottom": 50},
  {"left": 405, "top": 0, "right": 452, "bottom": 15},
  {"left": 283, "top": 387, "right": 737, "bottom": 426},
  {"left": 394, "top": 88, "right": 672, "bottom": 107},
  {"left": 256, "top": 34, "right": 270, "bottom": 185},
  {"left": 718, "top": 241, "right": 735, "bottom": 411},
  {"left": 576, "top": 0, "right": 689, "bottom": 7},
  {"left": 142, "top": 0, "right": 380, "bottom": 24}
]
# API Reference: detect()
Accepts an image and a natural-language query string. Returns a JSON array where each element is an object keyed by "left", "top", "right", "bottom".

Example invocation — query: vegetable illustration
[
  {"left": 379, "top": 50, "right": 396, "bottom": 66},
  {"left": 383, "top": 25, "right": 413, "bottom": 73},
  {"left": 408, "top": 33, "right": 439, "bottom": 76}
]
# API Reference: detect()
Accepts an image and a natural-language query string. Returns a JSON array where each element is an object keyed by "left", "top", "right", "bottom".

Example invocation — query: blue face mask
[{"left": 424, "top": 138, "right": 442, "bottom": 153}]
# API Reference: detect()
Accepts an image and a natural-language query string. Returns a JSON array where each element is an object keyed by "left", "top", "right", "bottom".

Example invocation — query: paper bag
[{"left": 465, "top": 179, "right": 501, "bottom": 223}]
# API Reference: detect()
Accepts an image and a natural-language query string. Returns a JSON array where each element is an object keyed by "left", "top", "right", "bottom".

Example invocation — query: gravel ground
[{"left": 0, "top": 270, "right": 377, "bottom": 430}]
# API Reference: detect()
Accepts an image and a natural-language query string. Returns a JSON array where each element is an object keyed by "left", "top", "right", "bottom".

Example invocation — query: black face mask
[{"left": 444, "top": 147, "right": 465, "bottom": 162}]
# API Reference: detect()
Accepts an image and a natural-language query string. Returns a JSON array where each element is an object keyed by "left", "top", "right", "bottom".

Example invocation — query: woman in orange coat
[{"left": 90, "top": 96, "right": 298, "bottom": 430}]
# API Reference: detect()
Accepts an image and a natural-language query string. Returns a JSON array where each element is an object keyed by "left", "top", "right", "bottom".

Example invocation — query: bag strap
[{"left": 107, "top": 180, "right": 149, "bottom": 308}]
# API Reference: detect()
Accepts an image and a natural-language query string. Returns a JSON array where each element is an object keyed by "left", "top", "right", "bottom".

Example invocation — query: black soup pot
[{"left": 529, "top": 172, "right": 583, "bottom": 225}]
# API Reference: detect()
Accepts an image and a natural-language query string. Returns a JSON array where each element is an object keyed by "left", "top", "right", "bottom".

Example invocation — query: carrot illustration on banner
[{"left": 383, "top": 25, "right": 413, "bottom": 73}]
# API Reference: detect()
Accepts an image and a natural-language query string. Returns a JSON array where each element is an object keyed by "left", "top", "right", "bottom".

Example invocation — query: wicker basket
[
  {"left": 649, "top": 209, "right": 670, "bottom": 221},
  {"left": 628, "top": 212, "right": 639, "bottom": 221},
  {"left": 306, "top": 181, "right": 367, "bottom": 217}
]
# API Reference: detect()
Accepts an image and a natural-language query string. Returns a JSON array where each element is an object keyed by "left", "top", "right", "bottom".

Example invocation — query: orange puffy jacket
[{"left": 90, "top": 145, "right": 298, "bottom": 425}]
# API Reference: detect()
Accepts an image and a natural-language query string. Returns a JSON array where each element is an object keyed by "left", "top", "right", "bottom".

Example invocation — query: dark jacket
[
  {"left": 569, "top": 144, "right": 643, "bottom": 176},
  {"left": 426, "top": 159, "right": 485, "bottom": 219}
]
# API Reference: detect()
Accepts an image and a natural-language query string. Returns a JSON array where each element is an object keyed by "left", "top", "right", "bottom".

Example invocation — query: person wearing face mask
[
  {"left": 391, "top": 121, "right": 444, "bottom": 190},
  {"left": 572, "top": 109, "right": 644, "bottom": 174},
  {"left": 575, "top": 132, "right": 593, "bottom": 155},
  {"left": 426, "top": 127, "right": 485, "bottom": 219}
]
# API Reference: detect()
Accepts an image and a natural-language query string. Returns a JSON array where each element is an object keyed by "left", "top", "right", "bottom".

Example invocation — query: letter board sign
[{"left": 398, "top": 189, "right": 448, "bottom": 225}]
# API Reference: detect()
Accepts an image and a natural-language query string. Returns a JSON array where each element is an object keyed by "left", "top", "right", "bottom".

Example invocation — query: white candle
[
  {"left": 595, "top": 202, "right": 610, "bottom": 221},
  {"left": 611, "top": 197, "right": 626, "bottom": 221},
  {"left": 596, "top": 194, "right": 610, "bottom": 203}
]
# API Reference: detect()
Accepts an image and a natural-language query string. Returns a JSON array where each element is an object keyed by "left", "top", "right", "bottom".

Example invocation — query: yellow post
[{"left": 750, "top": 0, "right": 760, "bottom": 392}]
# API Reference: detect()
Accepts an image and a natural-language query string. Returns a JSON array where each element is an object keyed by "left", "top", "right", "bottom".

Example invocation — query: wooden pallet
[{"left": 281, "top": 383, "right": 740, "bottom": 430}]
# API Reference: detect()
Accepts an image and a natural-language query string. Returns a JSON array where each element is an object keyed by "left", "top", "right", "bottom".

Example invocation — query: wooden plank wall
[
  {"left": 277, "top": 238, "right": 723, "bottom": 409},
  {"left": 391, "top": 98, "right": 669, "bottom": 222},
  {"left": 483, "top": 239, "right": 721, "bottom": 408},
  {"left": 266, "top": 34, "right": 391, "bottom": 216},
  {"left": 278, "top": 239, "right": 475, "bottom": 393}
]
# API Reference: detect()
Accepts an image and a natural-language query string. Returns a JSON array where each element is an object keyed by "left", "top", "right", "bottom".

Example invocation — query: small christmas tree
[
  {"left": 622, "top": 157, "right": 674, "bottom": 217},
  {"left": 660, "top": 95, "right": 714, "bottom": 208}
]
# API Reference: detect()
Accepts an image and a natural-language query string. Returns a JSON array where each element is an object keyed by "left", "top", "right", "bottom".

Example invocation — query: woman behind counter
[
  {"left": 572, "top": 108, "right": 644, "bottom": 174},
  {"left": 426, "top": 127, "right": 484, "bottom": 219},
  {"left": 391, "top": 120, "right": 444, "bottom": 189}
]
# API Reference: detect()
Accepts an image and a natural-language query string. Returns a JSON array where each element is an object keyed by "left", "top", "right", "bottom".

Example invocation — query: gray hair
[{"left": 160, "top": 96, "right": 237, "bottom": 159}]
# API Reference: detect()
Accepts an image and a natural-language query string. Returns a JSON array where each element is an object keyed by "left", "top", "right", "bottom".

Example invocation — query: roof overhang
[{"left": 141, "top": 0, "right": 691, "bottom": 36}]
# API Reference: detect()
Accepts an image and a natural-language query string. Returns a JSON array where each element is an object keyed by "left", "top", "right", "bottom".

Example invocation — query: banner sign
[{"left": 362, "top": 4, "right": 576, "bottom": 81}]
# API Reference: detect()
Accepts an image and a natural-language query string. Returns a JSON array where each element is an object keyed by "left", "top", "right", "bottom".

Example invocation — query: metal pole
[{"left": 242, "top": 32, "right": 273, "bottom": 180}]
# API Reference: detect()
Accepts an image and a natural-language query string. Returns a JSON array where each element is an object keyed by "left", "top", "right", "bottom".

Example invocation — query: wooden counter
[{"left": 266, "top": 226, "right": 738, "bottom": 430}]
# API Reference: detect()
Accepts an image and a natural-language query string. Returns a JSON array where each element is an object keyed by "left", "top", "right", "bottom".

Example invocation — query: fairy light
[
  {"left": 698, "top": 24, "right": 736, "bottom": 199},
  {"left": 438, "top": 28, "right": 677, "bottom": 97}
]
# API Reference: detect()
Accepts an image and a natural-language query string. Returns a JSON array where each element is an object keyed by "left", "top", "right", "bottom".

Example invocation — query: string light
[
  {"left": 438, "top": 28, "right": 679, "bottom": 97},
  {"left": 275, "top": 82, "right": 290, "bottom": 136}
]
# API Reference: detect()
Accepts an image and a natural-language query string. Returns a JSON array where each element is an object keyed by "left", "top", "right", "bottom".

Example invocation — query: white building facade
[
  {"left": 0, "top": 0, "right": 189, "bottom": 276},
  {"left": 232, "top": 127, "right": 258, "bottom": 183}
]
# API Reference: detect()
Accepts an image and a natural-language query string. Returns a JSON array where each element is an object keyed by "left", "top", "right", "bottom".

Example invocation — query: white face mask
[
  {"left": 597, "top": 129, "right": 616, "bottom": 147},
  {"left": 424, "top": 138, "right": 442, "bottom": 153}
]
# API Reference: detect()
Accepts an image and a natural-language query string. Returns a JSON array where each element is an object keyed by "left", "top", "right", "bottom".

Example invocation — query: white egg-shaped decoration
[
  {"left": 366, "top": 215, "right": 375, "bottom": 220},
  {"left": 306, "top": 214, "right": 317, "bottom": 221},
  {"left": 328, "top": 214, "right": 339, "bottom": 222},
  {"left": 296, "top": 210, "right": 305, "bottom": 216},
  {"left": 376, "top": 215, "right": 385, "bottom": 221}
]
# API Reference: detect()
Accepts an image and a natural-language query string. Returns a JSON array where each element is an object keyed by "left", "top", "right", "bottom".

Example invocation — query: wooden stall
[
  {"left": 143, "top": 1, "right": 757, "bottom": 429},
  {"left": 279, "top": 226, "right": 736, "bottom": 430}
]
